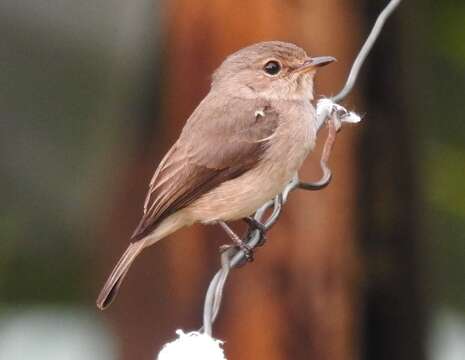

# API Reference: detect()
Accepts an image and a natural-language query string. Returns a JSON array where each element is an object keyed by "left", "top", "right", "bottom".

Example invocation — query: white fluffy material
[
  {"left": 157, "top": 330, "right": 226, "bottom": 360},
  {"left": 316, "top": 98, "right": 361, "bottom": 129}
]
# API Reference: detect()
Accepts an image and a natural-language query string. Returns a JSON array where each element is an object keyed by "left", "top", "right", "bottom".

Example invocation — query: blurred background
[{"left": 0, "top": 0, "right": 464, "bottom": 359}]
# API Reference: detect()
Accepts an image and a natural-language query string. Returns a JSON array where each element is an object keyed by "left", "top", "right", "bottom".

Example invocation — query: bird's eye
[{"left": 263, "top": 60, "right": 281, "bottom": 76}]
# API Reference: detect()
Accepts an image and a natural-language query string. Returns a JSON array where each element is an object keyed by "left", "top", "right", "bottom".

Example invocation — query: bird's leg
[
  {"left": 243, "top": 217, "right": 267, "bottom": 246},
  {"left": 218, "top": 221, "right": 254, "bottom": 261}
]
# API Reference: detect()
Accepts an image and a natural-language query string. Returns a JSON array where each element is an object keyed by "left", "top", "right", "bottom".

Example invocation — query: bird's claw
[
  {"left": 219, "top": 242, "right": 254, "bottom": 263},
  {"left": 244, "top": 217, "right": 267, "bottom": 246}
]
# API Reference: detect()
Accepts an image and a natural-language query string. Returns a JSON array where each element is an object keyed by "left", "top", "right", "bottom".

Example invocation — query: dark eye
[{"left": 263, "top": 60, "right": 281, "bottom": 75}]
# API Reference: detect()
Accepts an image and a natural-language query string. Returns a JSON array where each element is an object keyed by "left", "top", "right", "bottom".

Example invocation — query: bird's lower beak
[{"left": 297, "top": 56, "right": 336, "bottom": 73}]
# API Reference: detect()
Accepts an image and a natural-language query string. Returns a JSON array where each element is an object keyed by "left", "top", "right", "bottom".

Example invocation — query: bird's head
[{"left": 212, "top": 41, "right": 335, "bottom": 101}]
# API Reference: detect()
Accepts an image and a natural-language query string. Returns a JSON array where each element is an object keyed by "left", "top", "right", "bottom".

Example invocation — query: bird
[{"left": 96, "top": 41, "right": 335, "bottom": 310}]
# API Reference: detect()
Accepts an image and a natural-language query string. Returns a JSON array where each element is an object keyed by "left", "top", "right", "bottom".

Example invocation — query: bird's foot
[
  {"left": 219, "top": 221, "right": 254, "bottom": 262},
  {"left": 243, "top": 216, "right": 267, "bottom": 246},
  {"left": 219, "top": 242, "right": 254, "bottom": 262}
]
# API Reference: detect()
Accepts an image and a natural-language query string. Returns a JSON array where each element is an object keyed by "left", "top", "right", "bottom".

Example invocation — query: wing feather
[{"left": 131, "top": 93, "right": 279, "bottom": 240}]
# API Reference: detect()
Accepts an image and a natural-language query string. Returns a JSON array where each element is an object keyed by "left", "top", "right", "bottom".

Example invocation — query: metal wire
[
  {"left": 332, "top": 0, "right": 403, "bottom": 103},
  {"left": 202, "top": 0, "right": 403, "bottom": 336}
]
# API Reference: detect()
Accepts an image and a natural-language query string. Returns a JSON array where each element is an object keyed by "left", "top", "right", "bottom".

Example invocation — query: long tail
[{"left": 96, "top": 240, "right": 146, "bottom": 310}]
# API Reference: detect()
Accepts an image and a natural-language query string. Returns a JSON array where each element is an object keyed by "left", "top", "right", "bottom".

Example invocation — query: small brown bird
[{"left": 97, "top": 41, "right": 335, "bottom": 309}]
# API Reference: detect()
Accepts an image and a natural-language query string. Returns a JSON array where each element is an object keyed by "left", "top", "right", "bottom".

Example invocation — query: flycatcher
[{"left": 97, "top": 41, "right": 335, "bottom": 309}]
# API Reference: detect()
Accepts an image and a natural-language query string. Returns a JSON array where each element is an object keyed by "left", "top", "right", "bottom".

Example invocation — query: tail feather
[{"left": 96, "top": 241, "right": 145, "bottom": 310}]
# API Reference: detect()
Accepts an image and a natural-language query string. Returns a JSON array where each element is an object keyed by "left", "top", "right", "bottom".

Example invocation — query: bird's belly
[{"left": 187, "top": 152, "right": 307, "bottom": 224}]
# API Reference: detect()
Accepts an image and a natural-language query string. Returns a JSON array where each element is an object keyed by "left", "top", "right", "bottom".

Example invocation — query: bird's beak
[{"left": 296, "top": 56, "right": 336, "bottom": 73}]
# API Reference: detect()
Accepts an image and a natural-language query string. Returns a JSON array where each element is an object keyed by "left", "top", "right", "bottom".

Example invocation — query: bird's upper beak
[{"left": 296, "top": 56, "right": 336, "bottom": 73}]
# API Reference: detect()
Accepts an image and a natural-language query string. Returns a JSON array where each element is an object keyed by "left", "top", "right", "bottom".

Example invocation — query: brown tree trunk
[{"left": 99, "top": 1, "right": 362, "bottom": 359}]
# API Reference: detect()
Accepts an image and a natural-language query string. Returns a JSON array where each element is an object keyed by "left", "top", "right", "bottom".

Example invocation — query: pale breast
[{"left": 187, "top": 99, "right": 316, "bottom": 223}]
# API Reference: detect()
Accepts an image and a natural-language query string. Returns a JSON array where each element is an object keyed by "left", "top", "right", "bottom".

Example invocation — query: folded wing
[{"left": 131, "top": 94, "right": 279, "bottom": 240}]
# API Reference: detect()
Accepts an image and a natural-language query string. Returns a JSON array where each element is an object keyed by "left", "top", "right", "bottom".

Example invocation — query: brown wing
[{"left": 131, "top": 93, "right": 279, "bottom": 240}]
